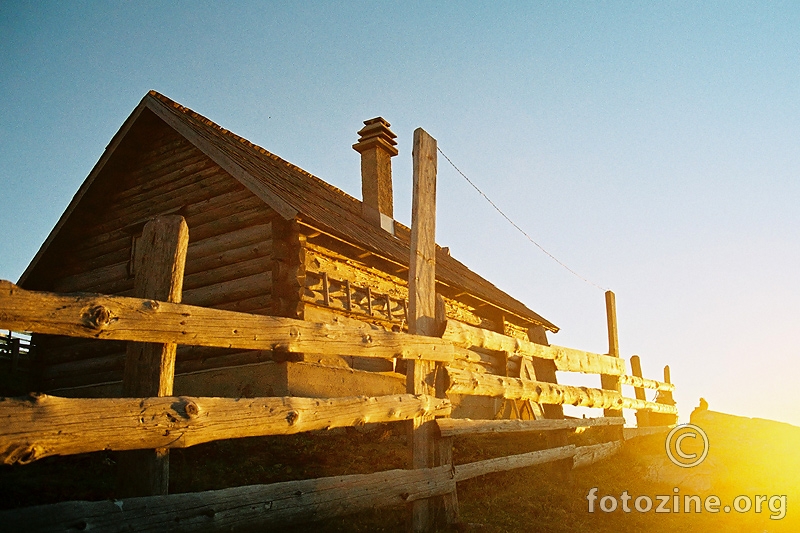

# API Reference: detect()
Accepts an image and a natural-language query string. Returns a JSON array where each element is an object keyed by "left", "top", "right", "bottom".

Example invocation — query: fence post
[
  {"left": 435, "top": 294, "right": 460, "bottom": 524},
  {"left": 629, "top": 355, "right": 650, "bottom": 427},
  {"left": 652, "top": 365, "right": 678, "bottom": 426},
  {"left": 600, "top": 291, "right": 622, "bottom": 420},
  {"left": 117, "top": 215, "right": 189, "bottom": 497},
  {"left": 407, "top": 127, "right": 442, "bottom": 532}
]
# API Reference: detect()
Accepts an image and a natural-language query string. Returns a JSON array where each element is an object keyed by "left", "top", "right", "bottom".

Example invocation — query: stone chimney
[{"left": 352, "top": 117, "right": 398, "bottom": 234}]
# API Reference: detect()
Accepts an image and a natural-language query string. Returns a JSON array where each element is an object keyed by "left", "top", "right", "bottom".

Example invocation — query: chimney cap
[{"left": 353, "top": 117, "right": 398, "bottom": 156}]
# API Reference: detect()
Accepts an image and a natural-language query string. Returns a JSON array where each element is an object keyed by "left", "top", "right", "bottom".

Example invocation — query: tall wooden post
[
  {"left": 407, "top": 128, "right": 438, "bottom": 532},
  {"left": 117, "top": 215, "right": 188, "bottom": 497},
  {"left": 600, "top": 291, "right": 622, "bottom": 418},
  {"left": 629, "top": 355, "right": 650, "bottom": 427},
  {"left": 652, "top": 365, "right": 678, "bottom": 425}
]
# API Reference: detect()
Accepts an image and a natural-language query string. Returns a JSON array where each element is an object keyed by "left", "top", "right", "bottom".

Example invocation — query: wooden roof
[{"left": 20, "top": 91, "right": 558, "bottom": 333}]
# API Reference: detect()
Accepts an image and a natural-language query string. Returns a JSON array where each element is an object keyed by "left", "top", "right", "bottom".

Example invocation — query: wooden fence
[
  {"left": 0, "top": 280, "right": 677, "bottom": 531},
  {"left": 0, "top": 330, "right": 32, "bottom": 375},
  {"left": 0, "top": 128, "right": 678, "bottom": 531}
]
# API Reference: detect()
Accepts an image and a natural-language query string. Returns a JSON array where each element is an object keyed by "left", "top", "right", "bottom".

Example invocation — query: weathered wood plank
[
  {"left": 442, "top": 319, "right": 625, "bottom": 375},
  {"left": 120, "top": 215, "right": 189, "bottom": 497},
  {"left": 0, "top": 393, "right": 451, "bottom": 465},
  {"left": 181, "top": 271, "right": 272, "bottom": 307},
  {"left": 407, "top": 127, "right": 440, "bottom": 531},
  {"left": 214, "top": 295, "right": 273, "bottom": 314},
  {"left": 78, "top": 170, "right": 232, "bottom": 247},
  {"left": 112, "top": 150, "right": 209, "bottom": 200},
  {"left": 0, "top": 281, "right": 454, "bottom": 361},
  {"left": 187, "top": 223, "right": 272, "bottom": 261},
  {"left": 446, "top": 368, "right": 678, "bottom": 414},
  {"left": 572, "top": 440, "right": 623, "bottom": 469},
  {"left": 437, "top": 416, "right": 625, "bottom": 437},
  {"left": 454, "top": 445, "right": 576, "bottom": 482},
  {"left": 0, "top": 464, "right": 456, "bottom": 532},
  {"left": 184, "top": 238, "right": 271, "bottom": 279},
  {"left": 63, "top": 172, "right": 238, "bottom": 273},
  {"left": 53, "top": 262, "right": 131, "bottom": 294},
  {"left": 122, "top": 215, "right": 188, "bottom": 398},
  {"left": 182, "top": 255, "right": 269, "bottom": 291}
]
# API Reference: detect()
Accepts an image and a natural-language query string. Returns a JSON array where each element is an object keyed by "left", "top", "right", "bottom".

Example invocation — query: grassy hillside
[{"left": 1, "top": 412, "right": 797, "bottom": 532}]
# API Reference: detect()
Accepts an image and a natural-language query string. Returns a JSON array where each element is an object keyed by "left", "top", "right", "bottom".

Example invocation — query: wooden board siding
[{"left": 29, "top": 112, "right": 276, "bottom": 392}]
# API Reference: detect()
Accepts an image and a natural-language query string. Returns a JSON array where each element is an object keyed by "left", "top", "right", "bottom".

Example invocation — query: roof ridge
[{"left": 146, "top": 90, "right": 362, "bottom": 209}]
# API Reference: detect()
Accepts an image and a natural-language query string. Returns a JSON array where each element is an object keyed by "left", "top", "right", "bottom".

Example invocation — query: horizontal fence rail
[
  {"left": 0, "top": 393, "right": 451, "bottom": 465},
  {"left": 437, "top": 416, "right": 625, "bottom": 437},
  {"left": 441, "top": 319, "right": 626, "bottom": 375},
  {"left": 0, "top": 465, "right": 457, "bottom": 533},
  {"left": 446, "top": 368, "right": 678, "bottom": 415},
  {"left": 618, "top": 373, "right": 674, "bottom": 392},
  {"left": 0, "top": 281, "right": 453, "bottom": 362},
  {"left": 0, "top": 278, "right": 676, "bottom": 531},
  {"left": 0, "top": 441, "right": 621, "bottom": 533}
]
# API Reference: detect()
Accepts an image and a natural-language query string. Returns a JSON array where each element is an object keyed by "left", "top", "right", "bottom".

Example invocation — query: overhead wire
[{"left": 437, "top": 146, "right": 608, "bottom": 292}]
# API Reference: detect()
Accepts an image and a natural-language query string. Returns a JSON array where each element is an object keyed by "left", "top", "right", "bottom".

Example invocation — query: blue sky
[{"left": 2, "top": 2, "right": 799, "bottom": 425}]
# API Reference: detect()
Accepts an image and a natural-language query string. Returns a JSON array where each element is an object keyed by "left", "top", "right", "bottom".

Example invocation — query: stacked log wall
[{"left": 30, "top": 116, "right": 277, "bottom": 392}]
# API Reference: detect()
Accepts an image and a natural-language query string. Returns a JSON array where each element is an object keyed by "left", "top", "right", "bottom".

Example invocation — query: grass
[{"left": 1, "top": 413, "right": 798, "bottom": 532}]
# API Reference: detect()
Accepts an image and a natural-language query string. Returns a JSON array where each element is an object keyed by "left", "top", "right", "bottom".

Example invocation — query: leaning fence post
[
  {"left": 629, "top": 355, "right": 650, "bottom": 427},
  {"left": 117, "top": 215, "right": 189, "bottom": 497},
  {"left": 407, "top": 127, "right": 442, "bottom": 532}
]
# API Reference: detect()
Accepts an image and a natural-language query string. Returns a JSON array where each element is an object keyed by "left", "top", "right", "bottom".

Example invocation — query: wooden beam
[
  {"left": 572, "top": 440, "right": 623, "bottom": 469},
  {"left": 618, "top": 372, "right": 674, "bottom": 392},
  {"left": 600, "top": 291, "right": 622, "bottom": 417},
  {"left": 445, "top": 368, "right": 678, "bottom": 414},
  {"left": 119, "top": 215, "right": 189, "bottom": 497},
  {"left": 0, "top": 282, "right": 454, "bottom": 362},
  {"left": 0, "top": 393, "right": 451, "bottom": 465},
  {"left": 436, "top": 416, "right": 625, "bottom": 437},
  {"left": 0, "top": 465, "right": 456, "bottom": 532},
  {"left": 442, "top": 319, "right": 625, "bottom": 375},
  {"left": 454, "top": 445, "right": 576, "bottom": 482},
  {"left": 407, "top": 127, "right": 440, "bottom": 531}
]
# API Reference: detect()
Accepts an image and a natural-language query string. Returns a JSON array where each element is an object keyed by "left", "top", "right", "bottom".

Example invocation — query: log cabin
[{"left": 18, "top": 91, "right": 560, "bottom": 418}]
